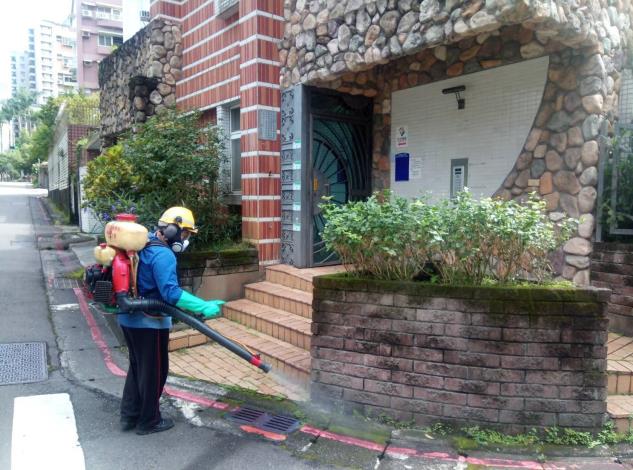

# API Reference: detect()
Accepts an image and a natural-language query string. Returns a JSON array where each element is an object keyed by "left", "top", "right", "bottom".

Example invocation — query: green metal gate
[{"left": 309, "top": 91, "right": 372, "bottom": 266}]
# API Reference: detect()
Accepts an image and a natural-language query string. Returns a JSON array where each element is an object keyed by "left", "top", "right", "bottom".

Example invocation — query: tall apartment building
[
  {"left": 10, "top": 29, "right": 37, "bottom": 97},
  {"left": 35, "top": 20, "right": 78, "bottom": 105},
  {"left": 150, "top": 0, "right": 284, "bottom": 264},
  {"left": 72, "top": 0, "right": 124, "bottom": 92},
  {"left": 9, "top": 28, "right": 37, "bottom": 141}
]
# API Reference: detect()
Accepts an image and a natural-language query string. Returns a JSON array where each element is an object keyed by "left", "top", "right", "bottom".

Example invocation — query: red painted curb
[
  {"left": 74, "top": 287, "right": 126, "bottom": 377},
  {"left": 239, "top": 425, "right": 287, "bottom": 441}
]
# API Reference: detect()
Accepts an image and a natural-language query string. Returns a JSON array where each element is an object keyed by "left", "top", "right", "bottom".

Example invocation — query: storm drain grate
[
  {"left": 229, "top": 406, "right": 301, "bottom": 434},
  {"left": 0, "top": 342, "right": 48, "bottom": 385}
]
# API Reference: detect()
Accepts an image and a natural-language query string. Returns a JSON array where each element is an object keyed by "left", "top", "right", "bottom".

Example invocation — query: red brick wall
[
  {"left": 68, "top": 125, "right": 97, "bottom": 173},
  {"left": 151, "top": 0, "right": 283, "bottom": 264},
  {"left": 592, "top": 243, "right": 633, "bottom": 336},
  {"left": 312, "top": 277, "right": 610, "bottom": 432}
]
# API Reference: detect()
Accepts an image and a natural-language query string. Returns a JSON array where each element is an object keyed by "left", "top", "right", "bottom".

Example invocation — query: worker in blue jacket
[{"left": 119, "top": 207, "right": 224, "bottom": 435}]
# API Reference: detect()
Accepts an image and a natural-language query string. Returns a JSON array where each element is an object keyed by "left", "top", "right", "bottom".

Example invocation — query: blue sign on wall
[{"left": 395, "top": 153, "right": 410, "bottom": 182}]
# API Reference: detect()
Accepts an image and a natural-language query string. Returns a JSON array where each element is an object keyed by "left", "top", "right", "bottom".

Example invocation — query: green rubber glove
[{"left": 176, "top": 291, "right": 226, "bottom": 319}]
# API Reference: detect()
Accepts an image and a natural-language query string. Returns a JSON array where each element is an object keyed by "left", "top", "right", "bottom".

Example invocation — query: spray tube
[{"left": 116, "top": 293, "right": 272, "bottom": 373}]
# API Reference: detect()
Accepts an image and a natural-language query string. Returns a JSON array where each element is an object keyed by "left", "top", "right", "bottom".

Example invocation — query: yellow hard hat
[{"left": 159, "top": 207, "right": 198, "bottom": 233}]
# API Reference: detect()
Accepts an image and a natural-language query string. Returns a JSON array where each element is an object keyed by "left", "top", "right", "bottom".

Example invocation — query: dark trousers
[{"left": 120, "top": 326, "right": 170, "bottom": 429}]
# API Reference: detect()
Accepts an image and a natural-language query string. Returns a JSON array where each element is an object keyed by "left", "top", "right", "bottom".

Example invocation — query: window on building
[
  {"left": 98, "top": 34, "right": 123, "bottom": 46},
  {"left": 81, "top": 8, "right": 92, "bottom": 16},
  {"left": 112, "top": 9, "right": 121, "bottom": 20},
  {"left": 96, "top": 6, "right": 111, "bottom": 19},
  {"left": 230, "top": 106, "right": 241, "bottom": 192}
]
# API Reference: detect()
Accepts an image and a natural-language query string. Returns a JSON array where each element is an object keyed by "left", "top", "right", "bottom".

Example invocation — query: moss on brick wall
[{"left": 311, "top": 274, "right": 610, "bottom": 433}]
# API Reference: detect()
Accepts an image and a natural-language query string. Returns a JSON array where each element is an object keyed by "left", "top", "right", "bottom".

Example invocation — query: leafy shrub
[
  {"left": 320, "top": 193, "right": 440, "bottom": 280},
  {"left": 321, "top": 190, "right": 575, "bottom": 285},
  {"left": 83, "top": 109, "right": 238, "bottom": 249},
  {"left": 83, "top": 144, "right": 137, "bottom": 217}
]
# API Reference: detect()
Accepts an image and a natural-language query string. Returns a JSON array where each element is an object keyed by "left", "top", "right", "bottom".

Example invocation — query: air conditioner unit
[
  {"left": 216, "top": 0, "right": 238, "bottom": 19},
  {"left": 82, "top": 31, "right": 91, "bottom": 39}
]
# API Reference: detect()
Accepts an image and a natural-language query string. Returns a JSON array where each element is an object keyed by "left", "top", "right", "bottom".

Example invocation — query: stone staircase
[
  {"left": 168, "top": 264, "right": 345, "bottom": 389},
  {"left": 607, "top": 333, "right": 633, "bottom": 432}
]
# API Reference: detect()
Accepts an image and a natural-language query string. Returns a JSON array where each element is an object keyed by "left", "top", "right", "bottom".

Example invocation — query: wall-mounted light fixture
[{"left": 442, "top": 85, "right": 466, "bottom": 110}]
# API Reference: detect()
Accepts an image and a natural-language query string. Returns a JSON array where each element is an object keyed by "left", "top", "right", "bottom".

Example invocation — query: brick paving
[
  {"left": 607, "top": 333, "right": 633, "bottom": 395},
  {"left": 169, "top": 341, "right": 309, "bottom": 402},
  {"left": 607, "top": 333, "right": 633, "bottom": 431},
  {"left": 608, "top": 332, "right": 633, "bottom": 364}
]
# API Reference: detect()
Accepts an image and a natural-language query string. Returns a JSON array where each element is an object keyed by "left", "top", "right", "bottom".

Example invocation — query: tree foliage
[
  {"left": 0, "top": 152, "right": 20, "bottom": 180},
  {"left": 0, "top": 89, "right": 38, "bottom": 127},
  {"left": 0, "top": 91, "right": 100, "bottom": 174},
  {"left": 83, "top": 108, "right": 239, "bottom": 248}
]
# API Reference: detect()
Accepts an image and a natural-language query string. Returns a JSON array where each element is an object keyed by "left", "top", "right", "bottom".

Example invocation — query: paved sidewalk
[{"left": 170, "top": 342, "right": 308, "bottom": 401}]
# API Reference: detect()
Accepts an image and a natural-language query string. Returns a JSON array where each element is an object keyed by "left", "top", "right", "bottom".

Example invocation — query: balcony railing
[{"left": 66, "top": 105, "right": 100, "bottom": 126}]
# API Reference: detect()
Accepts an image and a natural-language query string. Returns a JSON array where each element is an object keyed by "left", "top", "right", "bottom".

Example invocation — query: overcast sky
[{"left": 0, "top": 0, "right": 73, "bottom": 101}]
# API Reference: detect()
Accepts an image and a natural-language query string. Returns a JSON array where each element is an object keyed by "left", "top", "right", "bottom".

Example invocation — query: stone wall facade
[
  {"left": 592, "top": 242, "right": 633, "bottom": 335},
  {"left": 279, "top": 0, "right": 632, "bottom": 87},
  {"left": 312, "top": 275, "right": 610, "bottom": 432},
  {"left": 99, "top": 18, "right": 181, "bottom": 141},
  {"left": 278, "top": 0, "right": 633, "bottom": 283}
]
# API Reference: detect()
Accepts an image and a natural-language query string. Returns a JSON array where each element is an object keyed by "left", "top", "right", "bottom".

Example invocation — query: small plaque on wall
[
  {"left": 395, "top": 153, "right": 410, "bottom": 182},
  {"left": 258, "top": 109, "right": 278, "bottom": 141},
  {"left": 396, "top": 125, "right": 408, "bottom": 148}
]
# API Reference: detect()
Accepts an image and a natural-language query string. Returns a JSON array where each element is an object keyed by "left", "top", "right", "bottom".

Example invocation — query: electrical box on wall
[{"left": 451, "top": 158, "right": 468, "bottom": 198}]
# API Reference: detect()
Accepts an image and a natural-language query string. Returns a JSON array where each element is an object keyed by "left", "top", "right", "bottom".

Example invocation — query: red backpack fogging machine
[{"left": 84, "top": 213, "right": 271, "bottom": 373}]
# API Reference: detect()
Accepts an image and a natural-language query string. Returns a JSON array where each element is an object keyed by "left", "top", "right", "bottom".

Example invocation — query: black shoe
[
  {"left": 136, "top": 417, "right": 174, "bottom": 435},
  {"left": 120, "top": 418, "right": 137, "bottom": 431}
]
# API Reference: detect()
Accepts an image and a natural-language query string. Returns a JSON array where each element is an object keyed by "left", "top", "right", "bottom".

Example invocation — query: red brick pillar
[
  {"left": 238, "top": 0, "right": 283, "bottom": 264},
  {"left": 149, "top": 0, "right": 181, "bottom": 21}
]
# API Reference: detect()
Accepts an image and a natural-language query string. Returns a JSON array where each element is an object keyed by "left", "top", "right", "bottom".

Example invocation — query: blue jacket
[{"left": 117, "top": 234, "right": 183, "bottom": 329}]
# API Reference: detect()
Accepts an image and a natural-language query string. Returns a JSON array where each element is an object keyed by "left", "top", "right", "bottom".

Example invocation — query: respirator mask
[{"left": 159, "top": 221, "right": 190, "bottom": 253}]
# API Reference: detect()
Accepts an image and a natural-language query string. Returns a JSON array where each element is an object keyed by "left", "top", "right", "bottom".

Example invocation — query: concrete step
[
  {"left": 223, "top": 298, "right": 311, "bottom": 351},
  {"left": 265, "top": 263, "right": 347, "bottom": 294},
  {"left": 608, "top": 362, "right": 633, "bottom": 395},
  {"left": 608, "top": 395, "right": 633, "bottom": 433},
  {"left": 168, "top": 318, "right": 311, "bottom": 388},
  {"left": 245, "top": 281, "right": 313, "bottom": 319}
]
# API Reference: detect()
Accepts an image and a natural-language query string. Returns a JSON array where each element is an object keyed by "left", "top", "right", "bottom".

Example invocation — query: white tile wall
[{"left": 390, "top": 56, "right": 549, "bottom": 200}]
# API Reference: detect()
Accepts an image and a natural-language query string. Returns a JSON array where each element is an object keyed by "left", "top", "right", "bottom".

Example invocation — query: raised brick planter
[
  {"left": 311, "top": 275, "right": 611, "bottom": 432},
  {"left": 177, "top": 247, "right": 261, "bottom": 301},
  {"left": 592, "top": 243, "right": 633, "bottom": 336}
]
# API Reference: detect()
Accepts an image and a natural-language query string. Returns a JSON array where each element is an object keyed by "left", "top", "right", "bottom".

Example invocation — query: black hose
[{"left": 116, "top": 294, "right": 272, "bottom": 373}]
